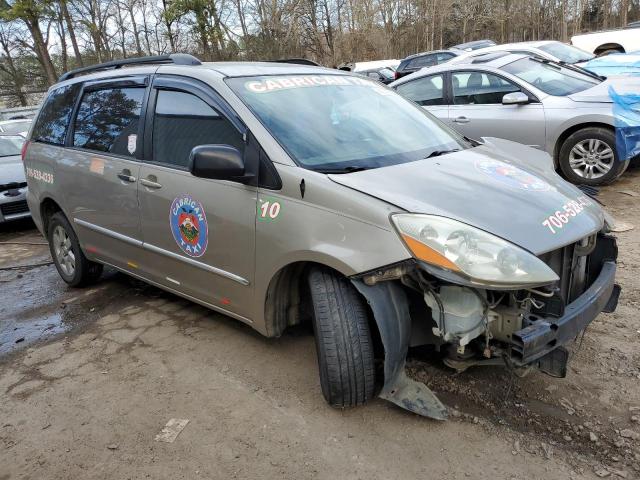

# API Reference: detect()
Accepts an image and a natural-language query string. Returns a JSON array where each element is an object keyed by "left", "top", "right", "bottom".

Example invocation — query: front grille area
[
  {"left": 532, "top": 233, "right": 616, "bottom": 319},
  {"left": 1, "top": 200, "right": 29, "bottom": 216},
  {"left": 534, "top": 235, "right": 595, "bottom": 317},
  {"left": 0, "top": 181, "right": 27, "bottom": 193}
]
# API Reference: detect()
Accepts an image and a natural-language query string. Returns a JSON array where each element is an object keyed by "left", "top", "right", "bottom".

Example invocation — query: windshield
[
  {"left": 227, "top": 75, "right": 468, "bottom": 171},
  {"left": 0, "top": 135, "right": 23, "bottom": 157},
  {"left": 1, "top": 120, "right": 31, "bottom": 135},
  {"left": 537, "top": 42, "right": 595, "bottom": 63},
  {"left": 501, "top": 58, "right": 600, "bottom": 96}
]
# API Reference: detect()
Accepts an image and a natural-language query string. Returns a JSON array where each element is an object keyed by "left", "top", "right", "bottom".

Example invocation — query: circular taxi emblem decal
[
  {"left": 475, "top": 159, "right": 550, "bottom": 192},
  {"left": 170, "top": 194, "right": 208, "bottom": 257}
]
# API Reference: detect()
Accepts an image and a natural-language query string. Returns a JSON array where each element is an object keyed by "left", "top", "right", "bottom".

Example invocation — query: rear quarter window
[
  {"left": 72, "top": 87, "right": 144, "bottom": 157},
  {"left": 31, "top": 83, "right": 81, "bottom": 145}
]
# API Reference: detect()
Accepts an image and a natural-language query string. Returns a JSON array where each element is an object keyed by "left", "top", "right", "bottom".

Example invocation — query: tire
[
  {"left": 307, "top": 267, "right": 376, "bottom": 408},
  {"left": 47, "top": 212, "right": 103, "bottom": 287},
  {"left": 598, "top": 48, "right": 623, "bottom": 56},
  {"left": 558, "top": 127, "right": 629, "bottom": 186}
]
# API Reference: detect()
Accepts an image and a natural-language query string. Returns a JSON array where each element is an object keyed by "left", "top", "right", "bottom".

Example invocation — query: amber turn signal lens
[{"left": 401, "top": 234, "right": 461, "bottom": 272}]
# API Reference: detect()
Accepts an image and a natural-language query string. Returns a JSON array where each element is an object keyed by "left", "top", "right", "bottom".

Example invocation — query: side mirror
[
  {"left": 188, "top": 144, "right": 247, "bottom": 182},
  {"left": 502, "top": 92, "right": 530, "bottom": 105}
]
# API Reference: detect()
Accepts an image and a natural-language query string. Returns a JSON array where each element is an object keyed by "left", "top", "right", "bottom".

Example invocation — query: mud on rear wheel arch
[
  {"left": 40, "top": 197, "right": 64, "bottom": 234},
  {"left": 554, "top": 123, "right": 615, "bottom": 164}
]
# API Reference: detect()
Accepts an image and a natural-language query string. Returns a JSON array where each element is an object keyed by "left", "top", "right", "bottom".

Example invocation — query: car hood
[
  {"left": 569, "top": 75, "right": 640, "bottom": 103},
  {"left": 329, "top": 138, "right": 604, "bottom": 256},
  {"left": 0, "top": 155, "right": 26, "bottom": 185}
]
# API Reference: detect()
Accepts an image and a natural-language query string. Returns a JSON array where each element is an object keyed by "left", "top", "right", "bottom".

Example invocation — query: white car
[
  {"left": 0, "top": 119, "right": 32, "bottom": 138},
  {"left": 449, "top": 41, "right": 594, "bottom": 66},
  {"left": 571, "top": 23, "right": 640, "bottom": 55}
]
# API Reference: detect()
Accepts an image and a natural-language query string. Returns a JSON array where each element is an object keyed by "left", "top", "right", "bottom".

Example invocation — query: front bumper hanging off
[
  {"left": 352, "top": 235, "right": 620, "bottom": 420},
  {"left": 511, "top": 261, "right": 619, "bottom": 366}
]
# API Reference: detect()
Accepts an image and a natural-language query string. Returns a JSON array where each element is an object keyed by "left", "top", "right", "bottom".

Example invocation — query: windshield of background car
[
  {"left": 0, "top": 135, "right": 23, "bottom": 157},
  {"left": 501, "top": 58, "right": 600, "bottom": 96},
  {"left": 537, "top": 42, "right": 595, "bottom": 63},
  {"left": 227, "top": 75, "right": 468, "bottom": 171}
]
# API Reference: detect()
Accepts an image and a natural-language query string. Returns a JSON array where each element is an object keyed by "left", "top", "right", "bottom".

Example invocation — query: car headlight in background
[{"left": 391, "top": 214, "right": 559, "bottom": 289}]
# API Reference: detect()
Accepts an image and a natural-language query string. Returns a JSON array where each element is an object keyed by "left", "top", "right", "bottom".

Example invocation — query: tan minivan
[{"left": 24, "top": 54, "right": 620, "bottom": 419}]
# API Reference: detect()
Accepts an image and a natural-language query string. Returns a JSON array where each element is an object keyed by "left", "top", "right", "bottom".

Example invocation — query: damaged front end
[{"left": 352, "top": 231, "right": 620, "bottom": 420}]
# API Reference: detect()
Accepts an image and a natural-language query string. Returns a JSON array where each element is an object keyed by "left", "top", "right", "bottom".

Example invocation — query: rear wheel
[
  {"left": 558, "top": 127, "right": 628, "bottom": 185},
  {"left": 307, "top": 267, "right": 376, "bottom": 408},
  {"left": 48, "top": 212, "right": 103, "bottom": 287}
]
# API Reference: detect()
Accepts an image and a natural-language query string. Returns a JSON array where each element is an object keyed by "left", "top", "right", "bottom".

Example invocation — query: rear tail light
[
  {"left": 394, "top": 71, "right": 400, "bottom": 80},
  {"left": 21, "top": 140, "right": 30, "bottom": 162}
]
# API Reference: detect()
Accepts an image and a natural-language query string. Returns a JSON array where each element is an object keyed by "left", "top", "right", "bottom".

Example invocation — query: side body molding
[{"left": 352, "top": 280, "right": 448, "bottom": 420}]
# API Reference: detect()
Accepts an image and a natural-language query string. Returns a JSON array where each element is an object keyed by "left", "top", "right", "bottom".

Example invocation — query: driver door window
[
  {"left": 152, "top": 90, "right": 244, "bottom": 168},
  {"left": 452, "top": 72, "right": 520, "bottom": 105}
]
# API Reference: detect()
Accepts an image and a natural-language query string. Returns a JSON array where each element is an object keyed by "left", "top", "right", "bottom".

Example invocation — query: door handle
[
  {"left": 453, "top": 116, "right": 470, "bottom": 124},
  {"left": 117, "top": 170, "right": 136, "bottom": 183},
  {"left": 140, "top": 178, "right": 163, "bottom": 189}
]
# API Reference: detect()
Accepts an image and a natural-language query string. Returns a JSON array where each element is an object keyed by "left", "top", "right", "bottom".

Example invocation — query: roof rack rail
[
  {"left": 269, "top": 58, "right": 321, "bottom": 67},
  {"left": 58, "top": 53, "right": 202, "bottom": 82}
]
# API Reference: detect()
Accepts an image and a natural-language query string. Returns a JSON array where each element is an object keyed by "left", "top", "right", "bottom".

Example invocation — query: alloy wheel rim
[
  {"left": 53, "top": 225, "right": 75, "bottom": 277},
  {"left": 568, "top": 138, "right": 614, "bottom": 180}
]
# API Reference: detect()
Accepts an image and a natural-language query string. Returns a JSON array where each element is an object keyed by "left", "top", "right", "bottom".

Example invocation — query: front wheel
[
  {"left": 48, "top": 212, "right": 103, "bottom": 287},
  {"left": 307, "top": 267, "right": 376, "bottom": 408},
  {"left": 558, "top": 127, "right": 628, "bottom": 186}
]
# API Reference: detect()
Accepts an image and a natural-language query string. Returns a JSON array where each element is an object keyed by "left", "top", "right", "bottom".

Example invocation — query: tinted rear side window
[
  {"left": 31, "top": 84, "right": 80, "bottom": 145},
  {"left": 152, "top": 90, "right": 244, "bottom": 168},
  {"left": 73, "top": 87, "right": 144, "bottom": 157}
]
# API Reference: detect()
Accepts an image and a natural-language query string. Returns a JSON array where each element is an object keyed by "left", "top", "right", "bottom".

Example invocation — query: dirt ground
[{"left": 1, "top": 167, "right": 639, "bottom": 480}]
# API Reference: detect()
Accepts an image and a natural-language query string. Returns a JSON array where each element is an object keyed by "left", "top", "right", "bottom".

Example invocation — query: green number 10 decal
[{"left": 258, "top": 198, "right": 282, "bottom": 222}]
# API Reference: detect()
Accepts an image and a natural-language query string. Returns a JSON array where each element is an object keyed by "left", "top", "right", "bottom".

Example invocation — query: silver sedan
[{"left": 390, "top": 53, "right": 639, "bottom": 185}]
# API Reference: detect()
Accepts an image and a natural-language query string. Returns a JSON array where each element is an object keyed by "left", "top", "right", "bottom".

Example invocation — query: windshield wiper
[
  {"left": 424, "top": 149, "right": 460, "bottom": 159},
  {"left": 316, "top": 165, "right": 370, "bottom": 174},
  {"left": 557, "top": 60, "right": 604, "bottom": 80}
]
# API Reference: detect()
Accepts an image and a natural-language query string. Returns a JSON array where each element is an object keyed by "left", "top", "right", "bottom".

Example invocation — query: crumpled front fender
[{"left": 352, "top": 279, "right": 448, "bottom": 420}]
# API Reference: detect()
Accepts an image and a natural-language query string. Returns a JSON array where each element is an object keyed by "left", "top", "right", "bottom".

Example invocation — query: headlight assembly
[{"left": 391, "top": 214, "right": 559, "bottom": 289}]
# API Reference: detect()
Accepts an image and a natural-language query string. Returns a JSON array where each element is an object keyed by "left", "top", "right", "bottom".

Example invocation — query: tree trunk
[
  {"left": 127, "top": 3, "right": 144, "bottom": 56},
  {"left": 161, "top": 0, "right": 177, "bottom": 52},
  {"left": 61, "top": 0, "right": 83, "bottom": 66},
  {"left": 0, "top": 34, "right": 28, "bottom": 106},
  {"left": 26, "top": 19, "right": 57, "bottom": 85}
]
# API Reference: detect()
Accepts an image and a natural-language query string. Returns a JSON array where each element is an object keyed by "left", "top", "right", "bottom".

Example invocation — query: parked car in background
[
  {"left": 391, "top": 53, "right": 639, "bottom": 185},
  {"left": 571, "top": 23, "right": 640, "bottom": 55},
  {"left": 0, "top": 119, "right": 32, "bottom": 137},
  {"left": 395, "top": 50, "right": 460, "bottom": 79},
  {"left": 450, "top": 39, "right": 496, "bottom": 51},
  {"left": 0, "top": 134, "right": 30, "bottom": 223},
  {"left": 337, "top": 59, "right": 400, "bottom": 72},
  {"left": 581, "top": 52, "right": 640, "bottom": 76},
  {"left": 450, "top": 41, "right": 594, "bottom": 66},
  {"left": 357, "top": 66, "right": 396, "bottom": 84}
]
